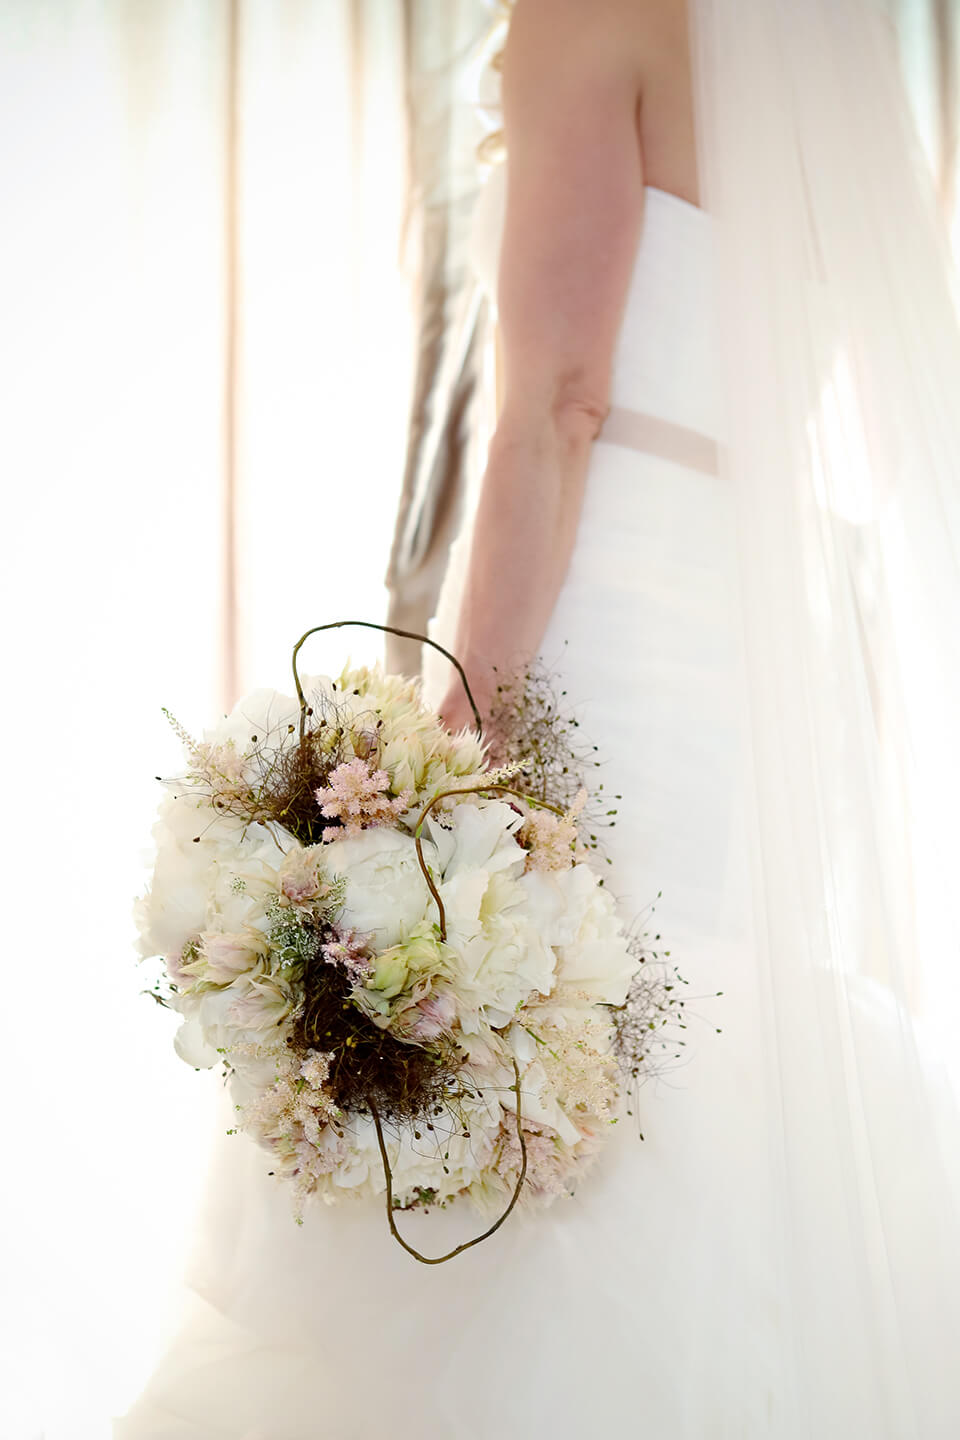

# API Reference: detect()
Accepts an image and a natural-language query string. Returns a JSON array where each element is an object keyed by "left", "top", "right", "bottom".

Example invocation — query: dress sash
[{"left": 600, "top": 405, "right": 720, "bottom": 476}]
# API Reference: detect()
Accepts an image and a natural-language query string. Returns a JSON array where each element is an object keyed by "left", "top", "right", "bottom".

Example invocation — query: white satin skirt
[{"left": 114, "top": 435, "right": 959, "bottom": 1437}]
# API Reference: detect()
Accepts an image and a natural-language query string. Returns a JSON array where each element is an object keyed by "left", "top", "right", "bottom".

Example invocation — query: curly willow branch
[
  {"left": 287, "top": 625, "right": 543, "bottom": 1259},
  {"left": 369, "top": 1057, "right": 528, "bottom": 1265},
  {"left": 370, "top": 781, "right": 565, "bottom": 1260},
  {"left": 291, "top": 621, "right": 483, "bottom": 742}
]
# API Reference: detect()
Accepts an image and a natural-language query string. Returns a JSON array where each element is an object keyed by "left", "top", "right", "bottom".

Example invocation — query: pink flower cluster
[
  {"left": 314, "top": 757, "right": 413, "bottom": 841},
  {"left": 519, "top": 787, "right": 589, "bottom": 873},
  {"left": 494, "top": 1121, "right": 582, "bottom": 1201},
  {"left": 321, "top": 926, "right": 374, "bottom": 985}
]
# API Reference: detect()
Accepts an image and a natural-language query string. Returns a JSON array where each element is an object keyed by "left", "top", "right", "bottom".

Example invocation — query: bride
[{"left": 117, "top": 0, "right": 960, "bottom": 1434}]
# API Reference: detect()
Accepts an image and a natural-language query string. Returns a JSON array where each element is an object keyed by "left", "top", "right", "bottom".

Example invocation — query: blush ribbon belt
[{"left": 599, "top": 405, "right": 721, "bottom": 477}]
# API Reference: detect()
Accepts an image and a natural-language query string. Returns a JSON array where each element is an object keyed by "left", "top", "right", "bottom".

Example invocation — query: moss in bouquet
[
  {"left": 168, "top": 691, "right": 386, "bottom": 846},
  {"left": 390, "top": 1185, "right": 464, "bottom": 1214},
  {"left": 483, "top": 651, "right": 620, "bottom": 860},
  {"left": 247, "top": 704, "right": 366, "bottom": 847},
  {"left": 289, "top": 947, "right": 468, "bottom": 1124}
]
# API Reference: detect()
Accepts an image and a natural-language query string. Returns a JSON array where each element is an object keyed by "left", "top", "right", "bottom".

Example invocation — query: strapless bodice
[{"left": 468, "top": 164, "right": 722, "bottom": 441}]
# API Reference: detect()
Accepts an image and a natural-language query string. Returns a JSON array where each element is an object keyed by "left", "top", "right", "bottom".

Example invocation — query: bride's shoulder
[
  {"left": 503, "top": 0, "right": 688, "bottom": 86},
  {"left": 505, "top": 0, "right": 687, "bottom": 38},
  {"left": 508, "top": 0, "right": 683, "bottom": 22}
]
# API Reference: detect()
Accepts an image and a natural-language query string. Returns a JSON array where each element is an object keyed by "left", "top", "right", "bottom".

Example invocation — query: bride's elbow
[
  {"left": 551, "top": 387, "right": 610, "bottom": 446},
  {"left": 496, "top": 373, "right": 611, "bottom": 458}
]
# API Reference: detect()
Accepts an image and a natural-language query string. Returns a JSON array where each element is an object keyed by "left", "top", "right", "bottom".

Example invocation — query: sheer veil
[{"left": 688, "top": 0, "right": 960, "bottom": 1424}]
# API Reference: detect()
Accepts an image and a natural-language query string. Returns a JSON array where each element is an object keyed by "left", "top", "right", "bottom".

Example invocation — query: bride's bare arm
[{"left": 437, "top": 0, "right": 647, "bottom": 731}]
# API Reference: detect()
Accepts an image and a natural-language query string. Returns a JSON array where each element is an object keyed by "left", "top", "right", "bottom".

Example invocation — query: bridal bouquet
[{"left": 137, "top": 623, "right": 683, "bottom": 1260}]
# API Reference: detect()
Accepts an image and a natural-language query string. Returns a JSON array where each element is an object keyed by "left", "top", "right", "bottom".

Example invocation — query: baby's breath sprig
[{"left": 482, "top": 651, "right": 621, "bottom": 859}]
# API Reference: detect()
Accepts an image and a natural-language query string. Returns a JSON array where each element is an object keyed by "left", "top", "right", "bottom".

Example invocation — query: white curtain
[{"left": 0, "top": 4, "right": 409, "bottom": 1436}]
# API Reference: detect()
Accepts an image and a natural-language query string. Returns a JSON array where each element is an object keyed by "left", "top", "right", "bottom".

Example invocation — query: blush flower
[
  {"left": 180, "top": 931, "right": 264, "bottom": 986},
  {"left": 314, "top": 757, "right": 413, "bottom": 841},
  {"left": 227, "top": 975, "right": 297, "bottom": 1031},
  {"left": 278, "top": 844, "right": 327, "bottom": 904},
  {"left": 391, "top": 984, "right": 458, "bottom": 1042},
  {"left": 164, "top": 947, "right": 196, "bottom": 987}
]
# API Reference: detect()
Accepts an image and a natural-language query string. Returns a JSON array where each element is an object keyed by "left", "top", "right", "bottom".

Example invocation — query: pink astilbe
[
  {"left": 314, "top": 757, "right": 413, "bottom": 840},
  {"left": 519, "top": 788, "right": 588, "bottom": 873},
  {"left": 494, "top": 1120, "right": 588, "bottom": 1201},
  {"left": 238, "top": 1048, "right": 343, "bottom": 1221},
  {"left": 320, "top": 926, "right": 375, "bottom": 985}
]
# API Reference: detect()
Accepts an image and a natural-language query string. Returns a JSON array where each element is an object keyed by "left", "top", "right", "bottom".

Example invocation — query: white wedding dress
[{"left": 115, "top": 167, "right": 960, "bottom": 1438}]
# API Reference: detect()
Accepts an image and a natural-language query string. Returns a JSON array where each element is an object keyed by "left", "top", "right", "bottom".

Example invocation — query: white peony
[
  {"left": 171, "top": 981, "right": 250, "bottom": 1068},
  {"left": 424, "top": 798, "right": 525, "bottom": 878},
  {"left": 172, "top": 1012, "right": 221, "bottom": 1069},
  {"left": 499, "top": 1035, "right": 583, "bottom": 1145},
  {"left": 455, "top": 908, "right": 557, "bottom": 1030},
  {"left": 308, "top": 1086, "right": 504, "bottom": 1204},
  {"left": 521, "top": 864, "right": 634, "bottom": 1007},
  {"left": 134, "top": 792, "right": 237, "bottom": 960},
  {"left": 135, "top": 794, "right": 291, "bottom": 961},
  {"left": 418, "top": 803, "right": 557, "bottom": 1027},
  {"left": 328, "top": 827, "right": 438, "bottom": 949}
]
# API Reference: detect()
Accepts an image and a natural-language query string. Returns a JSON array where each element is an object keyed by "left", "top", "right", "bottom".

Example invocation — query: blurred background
[{"left": 0, "top": 2, "right": 956, "bottom": 1435}]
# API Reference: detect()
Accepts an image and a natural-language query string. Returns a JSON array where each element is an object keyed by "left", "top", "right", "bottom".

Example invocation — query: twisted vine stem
[
  {"left": 291, "top": 620, "right": 483, "bottom": 742},
  {"left": 367, "top": 780, "right": 565, "bottom": 1261},
  {"left": 369, "top": 1057, "right": 528, "bottom": 1265},
  {"left": 289, "top": 621, "right": 543, "bottom": 1261}
]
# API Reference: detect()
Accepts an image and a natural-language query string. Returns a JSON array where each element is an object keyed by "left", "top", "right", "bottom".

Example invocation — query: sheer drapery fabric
[
  {"left": 382, "top": 0, "right": 496, "bottom": 679},
  {"left": 0, "top": 4, "right": 408, "bottom": 1435},
  {"left": 687, "top": 0, "right": 960, "bottom": 1428}
]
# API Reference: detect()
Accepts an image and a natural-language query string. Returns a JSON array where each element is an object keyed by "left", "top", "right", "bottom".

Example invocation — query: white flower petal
[{"left": 330, "top": 828, "right": 438, "bottom": 949}]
